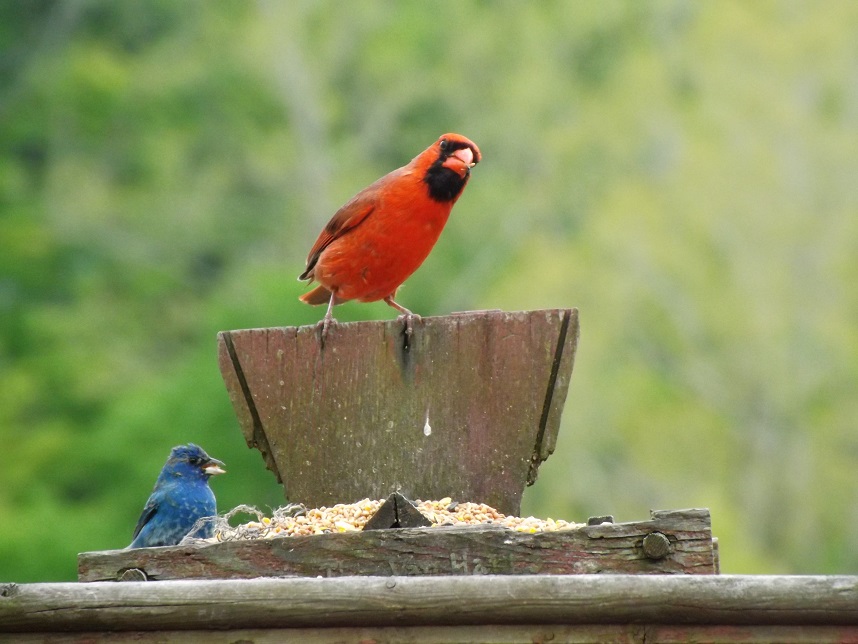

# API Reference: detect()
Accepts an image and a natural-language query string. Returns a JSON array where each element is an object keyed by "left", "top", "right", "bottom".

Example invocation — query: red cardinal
[{"left": 299, "top": 133, "right": 481, "bottom": 332}]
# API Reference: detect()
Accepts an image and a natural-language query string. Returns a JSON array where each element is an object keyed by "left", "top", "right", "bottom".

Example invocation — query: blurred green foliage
[{"left": 2, "top": 1, "right": 857, "bottom": 581}]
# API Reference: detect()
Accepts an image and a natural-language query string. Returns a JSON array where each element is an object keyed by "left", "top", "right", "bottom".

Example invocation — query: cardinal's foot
[
  {"left": 316, "top": 315, "right": 336, "bottom": 347},
  {"left": 397, "top": 311, "right": 422, "bottom": 337}
]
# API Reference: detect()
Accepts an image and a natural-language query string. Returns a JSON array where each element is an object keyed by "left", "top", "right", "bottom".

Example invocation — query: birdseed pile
[{"left": 204, "top": 498, "right": 582, "bottom": 542}]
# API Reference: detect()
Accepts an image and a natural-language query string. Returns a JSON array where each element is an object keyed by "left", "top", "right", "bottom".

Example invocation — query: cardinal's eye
[{"left": 439, "top": 139, "right": 448, "bottom": 152}]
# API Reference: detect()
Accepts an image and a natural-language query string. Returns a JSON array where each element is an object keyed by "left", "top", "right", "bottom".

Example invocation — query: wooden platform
[
  {"left": 2, "top": 576, "right": 857, "bottom": 642},
  {"left": 78, "top": 508, "right": 715, "bottom": 582}
]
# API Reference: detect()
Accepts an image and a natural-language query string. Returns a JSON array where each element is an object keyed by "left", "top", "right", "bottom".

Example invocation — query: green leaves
[{"left": 2, "top": 1, "right": 858, "bottom": 580}]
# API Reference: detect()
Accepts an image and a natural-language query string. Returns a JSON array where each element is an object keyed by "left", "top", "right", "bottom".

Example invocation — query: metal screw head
[
  {"left": 117, "top": 568, "right": 148, "bottom": 582},
  {"left": 642, "top": 532, "right": 671, "bottom": 560}
]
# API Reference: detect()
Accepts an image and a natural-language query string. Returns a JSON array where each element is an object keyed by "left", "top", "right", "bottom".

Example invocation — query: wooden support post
[{"left": 217, "top": 309, "right": 578, "bottom": 515}]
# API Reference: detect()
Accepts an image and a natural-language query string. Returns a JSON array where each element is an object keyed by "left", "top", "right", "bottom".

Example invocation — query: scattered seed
[{"left": 211, "top": 498, "right": 582, "bottom": 541}]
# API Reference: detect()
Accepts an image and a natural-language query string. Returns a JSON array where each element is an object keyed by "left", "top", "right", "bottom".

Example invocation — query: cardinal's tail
[{"left": 299, "top": 285, "right": 335, "bottom": 306}]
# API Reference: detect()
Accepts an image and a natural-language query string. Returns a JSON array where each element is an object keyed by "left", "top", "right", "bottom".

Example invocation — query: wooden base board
[{"left": 78, "top": 508, "right": 716, "bottom": 582}]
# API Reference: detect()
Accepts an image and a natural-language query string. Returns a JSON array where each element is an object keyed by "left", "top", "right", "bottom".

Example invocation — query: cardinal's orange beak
[{"left": 442, "top": 146, "right": 478, "bottom": 177}]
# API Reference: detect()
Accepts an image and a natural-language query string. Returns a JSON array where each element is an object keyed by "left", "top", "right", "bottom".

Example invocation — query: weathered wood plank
[
  {"left": 78, "top": 509, "right": 715, "bottom": 582},
  {"left": 3, "top": 576, "right": 858, "bottom": 633},
  {"left": 217, "top": 309, "right": 579, "bottom": 515},
  {"left": 8, "top": 625, "right": 858, "bottom": 643}
]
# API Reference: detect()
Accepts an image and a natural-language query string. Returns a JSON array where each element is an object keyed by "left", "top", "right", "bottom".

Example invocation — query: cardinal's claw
[
  {"left": 397, "top": 312, "right": 421, "bottom": 337},
  {"left": 313, "top": 291, "right": 339, "bottom": 347},
  {"left": 316, "top": 313, "right": 336, "bottom": 347}
]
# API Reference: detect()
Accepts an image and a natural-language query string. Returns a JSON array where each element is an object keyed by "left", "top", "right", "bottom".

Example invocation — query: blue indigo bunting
[{"left": 128, "top": 444, "right": 226, "bottom": 549}]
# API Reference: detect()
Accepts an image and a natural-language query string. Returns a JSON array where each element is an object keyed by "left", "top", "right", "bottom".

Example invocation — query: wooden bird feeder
[
  {"left": 77, "top": 308, "right": 724, "bottom": 583},
  {"left": 216, "top": 308, "right": 579, "bottom": 515}
]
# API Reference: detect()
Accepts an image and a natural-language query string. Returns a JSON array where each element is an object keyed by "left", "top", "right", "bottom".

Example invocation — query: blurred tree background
[{"left": 2, "top": 0, "right": 857, "bottom": 581}]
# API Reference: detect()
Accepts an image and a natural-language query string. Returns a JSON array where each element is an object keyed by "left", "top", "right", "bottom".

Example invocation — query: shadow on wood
[{"left": 217, "top": 308, "right": 578, "bottom": 515}]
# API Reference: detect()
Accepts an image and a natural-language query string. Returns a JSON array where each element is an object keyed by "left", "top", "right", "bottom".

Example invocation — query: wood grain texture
[
  {"left": 217, "top": 309, "right": 579, "bottom": 514},
  {"left": 3, "top": 576, "right": 858, "bottom": 633},
  {"left": 8, "top": 625, "right": 858, "bottom": 643},
  {"left": 78, "top": 509, "right": 714, "bottom": 582}
]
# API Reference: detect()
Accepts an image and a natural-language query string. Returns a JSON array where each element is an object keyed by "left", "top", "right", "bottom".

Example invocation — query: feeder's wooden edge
[
  {"left": 77, "top": 508, "right": 715, "bottom": 582},
  {"left": 2, "top": 576, "right": 858, "bottom": 634},
  {"left": 529, "top": 307, "right": 579, "bottom": 483},
  {"left": 217, "top": 331, "right": 281, "bottom": 483},
  {"left": 5, "top": 624, "right": 858, "bottom": 643},
  {"left": 222, "top": 308, "right": 572, "bottom": 334}
]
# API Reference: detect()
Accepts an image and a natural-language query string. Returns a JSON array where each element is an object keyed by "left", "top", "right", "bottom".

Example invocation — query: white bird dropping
[{"left": 423, "top": 406, "right": 432, "bottom": 436}]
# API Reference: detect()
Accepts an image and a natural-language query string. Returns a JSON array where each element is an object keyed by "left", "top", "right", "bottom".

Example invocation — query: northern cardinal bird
[{"left": 299, "top": 133, "right": 481, "bottom": 334}]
